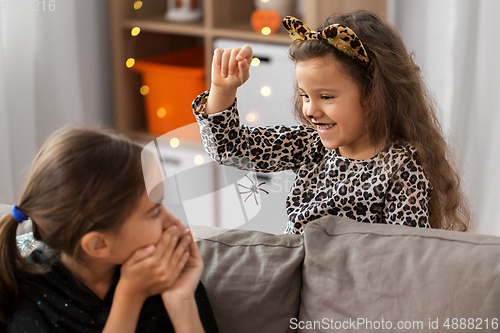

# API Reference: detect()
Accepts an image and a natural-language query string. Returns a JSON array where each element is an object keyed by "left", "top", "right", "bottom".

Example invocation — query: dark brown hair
[
  {"left": 0, "top": 126, "right": 145, "bottom": 325},
  {"left": 289, "top": 10, "right": 470, "bottom": 231}
]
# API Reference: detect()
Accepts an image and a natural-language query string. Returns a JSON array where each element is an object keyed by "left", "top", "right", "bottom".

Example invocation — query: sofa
[{"left": 3, "top": 204, "right": 500, "bottom": 332}]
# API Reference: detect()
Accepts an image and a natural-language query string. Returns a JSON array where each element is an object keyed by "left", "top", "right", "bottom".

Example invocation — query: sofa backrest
[
  {"left": 192, "top": 225, "right": 304, "bottom": 333},
  {"left": 300, "top": 216, "right": 500, "bottom": 332}
]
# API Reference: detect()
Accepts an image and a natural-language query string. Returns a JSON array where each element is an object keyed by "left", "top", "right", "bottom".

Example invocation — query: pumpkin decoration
[
  {"left": 251, "top": 0, "right": 295, "bottom": 35},
  {"left": 251, "top": 8, "right": 282, "bottom": 35}
]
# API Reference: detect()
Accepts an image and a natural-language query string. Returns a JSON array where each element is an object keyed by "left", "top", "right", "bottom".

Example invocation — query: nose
[
  {"left": 304, "top": 99, "right": 323, "bottom": 121},
  {"left": 161, "top": 206, "right": 173, "bottom": 227}
]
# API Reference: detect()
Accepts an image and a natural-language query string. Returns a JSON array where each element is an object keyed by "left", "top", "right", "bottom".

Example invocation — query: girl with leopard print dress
[{"left": 192, "top": 10, "right": 470, "bottom": 234}]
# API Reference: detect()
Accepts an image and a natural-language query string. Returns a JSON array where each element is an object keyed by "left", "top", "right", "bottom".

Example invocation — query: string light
[
  {"left": 261, "top": 27, "right": 272, "bottom": 35},
  {"left": 157, "top": 108, "right": 167, "bottom": 118},
  {"left": 126, "top": 58, "right": 135, "bottom": 68},
  {"left": 170, "top": 138, "right": 180, "bottom": 148},
  {"left": 134, "top": 1, "right": 143, "bottom": 10},
  {"left": 131, "top": 27, "right": 141, "bottom": 36},
  {"left": 194, "top": 155, "right": 204, "bottom": 165},
  {"left": 251, "top": 58, "right": 261, "bottom": 67},
  {"left": 246, "top": 113, "right": 256, "bottom": 123},
  {"left": 260, "top": 86, "right": 271, "bottom": 97},
  {"left": 140, "top": 85, "right": 149, "bottom": 95}
]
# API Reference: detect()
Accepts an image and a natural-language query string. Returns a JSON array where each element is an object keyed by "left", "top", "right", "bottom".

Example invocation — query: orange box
[{"left": 133, "top": 47, "right": 205, "bottom": 136}]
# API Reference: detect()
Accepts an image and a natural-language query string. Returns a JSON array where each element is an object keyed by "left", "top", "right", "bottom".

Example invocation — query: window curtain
[
  {"left": 0, "top": 0, "right": 112, "bottom": 203},
  {"left": 393, "top": 0, "right": 500, "bottom": 235}
]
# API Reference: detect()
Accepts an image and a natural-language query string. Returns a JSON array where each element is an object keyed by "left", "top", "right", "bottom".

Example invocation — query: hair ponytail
[
  {"left": 0, "top": 212, "right": 38, "bottom": 325},
  {"left": 0, "top": 126, "right": 146, "bottom": 327}
]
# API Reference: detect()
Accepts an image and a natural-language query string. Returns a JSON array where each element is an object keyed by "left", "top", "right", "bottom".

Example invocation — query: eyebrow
[{"left": 297, "top": 86, "right": 341, "bottom": 93}]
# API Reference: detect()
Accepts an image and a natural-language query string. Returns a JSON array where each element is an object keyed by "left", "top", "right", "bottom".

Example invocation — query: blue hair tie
[{"left": 12, "top": 204, "right": 28, "bottom": 223}]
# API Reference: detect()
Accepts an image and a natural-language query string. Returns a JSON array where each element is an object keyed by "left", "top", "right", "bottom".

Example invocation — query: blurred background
[{"left": 1, "top": 0, "right": 499, "bottom": 235}]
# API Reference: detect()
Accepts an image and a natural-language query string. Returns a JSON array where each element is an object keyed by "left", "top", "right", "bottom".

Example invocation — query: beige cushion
[
  {"left": 0, "top": 204, "right": 11, "bottom": 217},
  {"left": 299, "top": 216, "right": 500, "bottom": 332},
  {"left": 193, "top": 225, "right": 303, "bottom": 333},
  {"left": 0, "top": 204, "right": 33, "bottom": 235}
]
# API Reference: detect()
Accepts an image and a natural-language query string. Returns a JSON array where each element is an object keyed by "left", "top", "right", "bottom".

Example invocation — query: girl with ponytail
[{"left": 0, "top": 126, "right": 218, "bottom": 332}]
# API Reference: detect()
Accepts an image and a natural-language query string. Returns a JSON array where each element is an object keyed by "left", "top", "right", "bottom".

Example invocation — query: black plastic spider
[{"left": 238, "top": 175, "right": 269, "bottom": 205}]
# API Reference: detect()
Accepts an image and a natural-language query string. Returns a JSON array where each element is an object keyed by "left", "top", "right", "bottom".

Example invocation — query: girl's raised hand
[
  {"left": 206, "top": 45, "right": 252, "bottom": 114},
  {"left": 211, "top": 45, "right": 253, "bottom": 92}
]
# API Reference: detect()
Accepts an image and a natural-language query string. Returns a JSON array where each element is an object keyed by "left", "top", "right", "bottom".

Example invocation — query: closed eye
[
  {"left": 152, "top": 207, "right": 161, "bottom": 218},
  {"left": 299, "top": 93, "right": 310, "bottom": 101}
]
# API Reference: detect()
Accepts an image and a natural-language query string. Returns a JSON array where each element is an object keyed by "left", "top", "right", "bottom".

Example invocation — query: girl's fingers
[
  {"left": 236, "top": 45, "right": 253, "bottom": 64},
  {"left": 228, "top": 48, "right": 240, "bottom": 75},
  {"left": 220, "top": 48, "right": 232, "bottom": 78},
  {"left": 212, "top": 48, "right": 222, "bottom": 69},
  {"left": 154, "top": 225, "right": 180, "bottom": 261},
  {"left": 165, "top": 233, "right": 192, "bottom": 267},
  {"left": 239, "top": 60, "right": 250, "bottom": 80},
  {"left": 125, "top": 244, "right": 155, "bottom": 265},
  {"left": 171, "top": 251, "right": 191, "bottom": 281},
  {"left": 187, "top": 231, "right": 200, "bottom": 258}
]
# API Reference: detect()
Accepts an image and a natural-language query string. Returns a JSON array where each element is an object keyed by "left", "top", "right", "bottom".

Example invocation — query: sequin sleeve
[
  {"left": 383, "top": 146, "right": 432, "bottom": 228},
  {"left": 192, "top": 90, "right": 323, "bottom": 172}
]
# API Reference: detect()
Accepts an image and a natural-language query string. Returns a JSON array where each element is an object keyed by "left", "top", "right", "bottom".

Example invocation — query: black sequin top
[{"left": 7, "top": 247, "right": 219, "bottom": 333}]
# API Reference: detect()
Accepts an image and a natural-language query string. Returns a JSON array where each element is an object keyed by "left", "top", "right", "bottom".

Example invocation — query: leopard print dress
[{"left": 193, "top": 90, "right": 432, "bottom": 234}]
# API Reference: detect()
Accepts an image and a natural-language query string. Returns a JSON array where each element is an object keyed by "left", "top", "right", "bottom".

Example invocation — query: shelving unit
[{"left": 109, "top": 0, "right": 387, "bottom": 140}]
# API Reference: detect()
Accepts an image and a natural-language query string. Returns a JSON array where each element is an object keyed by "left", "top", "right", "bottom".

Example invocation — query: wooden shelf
[
  {"left": 212, "top": 24, "right": 291, "bottom": 45},
  {"left": 109, "top": 0, "right": 387, "bottom": 140},
  {"left": 123, "top": 17, "right": 206, "bottom": 36}
]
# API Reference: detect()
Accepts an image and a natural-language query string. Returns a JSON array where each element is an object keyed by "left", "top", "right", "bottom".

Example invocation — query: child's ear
[{"left": 80, "top": 232, "right": 112, "bottom": 259}]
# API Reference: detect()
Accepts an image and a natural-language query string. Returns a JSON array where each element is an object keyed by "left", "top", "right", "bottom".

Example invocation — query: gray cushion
[
  {"left": 299, "top": 215, "right": 500, "bottom": 332},
  {"left": 193, "top": 225, "right": 304, "bottom": 333}
]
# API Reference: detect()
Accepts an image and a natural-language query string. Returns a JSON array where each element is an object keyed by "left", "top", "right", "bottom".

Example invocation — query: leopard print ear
[
  {"left": 321, "top": 24, "right": 369, "bottom": 64},
  {"left": 282, "top": 16, "right": 311, "bottom": 41}
]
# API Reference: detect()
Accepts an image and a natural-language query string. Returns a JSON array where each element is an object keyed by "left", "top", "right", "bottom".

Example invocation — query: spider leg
[
  {"left": 260, "top": 188, "right": 270, "bottom": 194},
  {"left": 244, "top": 193, "right": 253, "bottom": 202},
  {"left": 239, "top": 190, "right": 251, "bottom": 195},
  {"left": 253, "top": 193, "right": 259, "bottom": 205},
  {"left": 238, "top": 184, "right": 250, "bottom": 190},
  {"left": 245, "top": 174, "right": 256, "bottom": 185},
  {"left": 257, "top": 182, "right": 266, "bottom": 187}
]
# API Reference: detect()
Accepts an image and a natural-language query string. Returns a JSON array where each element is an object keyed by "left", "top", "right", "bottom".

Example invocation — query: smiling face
[
  {"left": 106, "top": 190, "right": 182, "bottom": 264},
  {"left": 295, "top": 55, "right": 377, "bottom": 160}
]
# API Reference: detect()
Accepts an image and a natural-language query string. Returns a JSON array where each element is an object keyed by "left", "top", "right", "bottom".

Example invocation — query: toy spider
[{"left": 238, "top": 175, "right": 269, "bottom": 205}]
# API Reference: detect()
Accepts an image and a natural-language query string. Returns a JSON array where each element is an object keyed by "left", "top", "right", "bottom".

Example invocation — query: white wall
[{"left": 0, "top": 0, "right": 112, "bottom": 203}]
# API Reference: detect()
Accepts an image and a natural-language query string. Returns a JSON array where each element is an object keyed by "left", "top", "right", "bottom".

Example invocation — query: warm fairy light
[
  {"left": 126, "top": 58, "right": 135, "bottom": 68},
  {"left": 261, "top": 0, "right": 270, "bottom": 3},
  {"left": 140, "top": 85, "right": 149, "bottom": 95},
  {"left": 194, "top": 155, "right": 204, "bottom": 165},
  {"left": 260, "top": 86, "right": 271, "bottom": 97},
  {"left": 170, "top": 138, "right": 180, "bottom": 148},
  {"left": 134, "top": 1, "right": 143, "bottom": 10},
  {"left": 246, "top": 113, "right": 256, "bottom": 123},
  {"left": 261, "top": 27, "right": 272, "bottom": 35},
  {"left": 157, "top": 108, "right": 167, "bottom": 118},
  {"left": 131, "top": 27, "right": 141, "bottom": 36},
  {"left": 251, "top": 57, "right": 261, "bottom": 67}
]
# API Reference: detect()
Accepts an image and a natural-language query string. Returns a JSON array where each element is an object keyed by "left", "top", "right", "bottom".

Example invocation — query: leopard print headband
[{"left": 282, "top": 16, "right": 370, "bottom": 65}]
